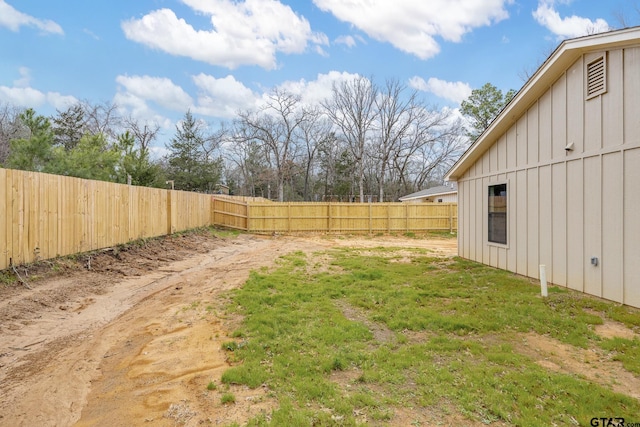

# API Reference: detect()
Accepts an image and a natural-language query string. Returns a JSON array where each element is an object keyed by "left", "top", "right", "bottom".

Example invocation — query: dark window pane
[{"left": 488, "top": 184, "right": 507, "bottom": 244}]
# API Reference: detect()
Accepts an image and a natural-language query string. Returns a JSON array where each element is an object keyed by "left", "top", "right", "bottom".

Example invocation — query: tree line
[{"left": 0, "top": 78, "right": 513, "bottom": 202}]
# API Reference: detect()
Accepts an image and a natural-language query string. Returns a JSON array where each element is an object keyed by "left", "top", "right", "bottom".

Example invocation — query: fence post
[
  {"left": 167, "top": 189, "right": 172, "bottom": 235},
  {"left": 449, "top": 203, "right": 453, "bottom": 233},
  {"left": 405, "top": 203, "right": 409, "bottom": 232},
  {"left": 246, "top": 202, "right": 251, "bottom": 232},
  {"left": 211, "top": 197, "right": 216, "bottom": 227},
  {"left": 287, "top": 202, "right": 291, "bottom": 233},
  {"left": 327, "top": 202, "right": 332, "bottom": 233},
  {"left": 167, "top": 190, "right": 177, "bottom": 234},
  {"left": 387, "top": 203, "right": 390, "bottom": 234},
  {"left": 368, "top": 202, "right": 372, "bottom": 235}
]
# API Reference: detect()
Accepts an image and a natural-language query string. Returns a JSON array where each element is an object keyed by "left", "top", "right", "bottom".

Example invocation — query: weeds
[
  {"left": 221, "top": 393, "right": 236, "bottom": 405},
  {"left": 0, "top": 270, "right": 16, "bottom": 285}
]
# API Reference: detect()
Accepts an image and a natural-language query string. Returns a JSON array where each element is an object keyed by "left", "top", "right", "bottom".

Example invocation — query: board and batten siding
[{"left": 457, "top": 45, "right": 640, "bottom": 307}]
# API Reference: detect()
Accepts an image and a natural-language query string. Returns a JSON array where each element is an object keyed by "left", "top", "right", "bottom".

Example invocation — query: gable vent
[{"left": 586, "top": 55, "right": 606, "bottom": 99}]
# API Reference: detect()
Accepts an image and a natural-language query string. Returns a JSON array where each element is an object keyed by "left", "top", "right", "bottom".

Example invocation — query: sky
[{"left": 0, "top": 0, "right": 636, "bottom": 153}]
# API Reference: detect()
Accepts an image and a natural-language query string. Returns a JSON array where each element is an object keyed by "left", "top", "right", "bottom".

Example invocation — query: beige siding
[
  {"left": 516, "top": 117, "right": 527, "bottom": 168},
  {"left": 475, "top": 178, "right": 484, "bottom": 263},
  {"left": 603, "top": 50, "right": 624, "bottom": 148},
  {"left": 527, "top": 103, "right": 539, "bottom": 165},
  {"left": 624, "top": 48, "right": 640, "bottom": 145},
  {"left": 552, "top": 76, "right": 567, "bottom": 160},
  {"left": 539, "top": 91, "right": 552, "bottom": 162},
  {"left": 457, "top": 44, "right": 640, "bottom": 307},
  {"left": 583, "top": 155, "right": 602, "bottom": 298},
  {"left": 507, "top": 171, "right": 517, "bottom": 272},
  {"left": 506, "top": 126, "right": 517, "bottom": 169},
  {"left": 462, "top": 180, "right": 470, "bottom": 259},
  {"left": 566, "top": 58, "right": 584, "bottom": 155},
  {"left": 539, "top": 165, "right": 553, "bottom": 282},
  {"left": 552, "top": 163, "right": 567, "bottom": 286},
  {"left": 566, "top": 159, "right": 584, "bottom": 291},
  {"left": 602, "top": 152, "right": 623, "bottom": 302},
  {"left": 624, "top": 148, "right": 640, "bottom": 307},
  {"left": 515, "top": 170, "right": 527, "bottom": 276},
  {"left": 468, "top": 179, "right": 476, "bottom": 261},
  {"left": 526, "top": 168, "right": 539, "bottom": 279}
]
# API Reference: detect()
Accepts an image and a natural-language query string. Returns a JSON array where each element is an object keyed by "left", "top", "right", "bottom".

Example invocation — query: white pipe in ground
[{"left": 539, "top": 264, "right": 548, "bottom": 297}]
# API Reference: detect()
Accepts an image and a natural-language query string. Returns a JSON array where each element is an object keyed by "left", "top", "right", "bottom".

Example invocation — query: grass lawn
[{"left": 221, "top": 246, "right": 640, "bottom": 426}]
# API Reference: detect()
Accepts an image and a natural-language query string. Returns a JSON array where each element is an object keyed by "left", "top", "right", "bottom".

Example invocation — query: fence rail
[{"left": 2, "top": 168, "right": 457, "bottom": 270}]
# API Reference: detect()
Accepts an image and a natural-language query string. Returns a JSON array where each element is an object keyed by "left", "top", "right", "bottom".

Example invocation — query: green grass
[
  {"left": 0, "top": 270, "right": 16, "bottom": 285},
  {"left": 221, "top": 392, "right": 236, "bottom": 405},
  {"left": 222, "top": 248, "right": 640, "bottom": 426}
]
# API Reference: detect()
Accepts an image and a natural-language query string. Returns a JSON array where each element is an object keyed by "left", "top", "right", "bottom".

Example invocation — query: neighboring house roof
[
  {"left": 399, "top": 184, "right": 457, "bottom": 201},
  {"left": 445, "top": 26, "right": 640, "bottom": 181}
]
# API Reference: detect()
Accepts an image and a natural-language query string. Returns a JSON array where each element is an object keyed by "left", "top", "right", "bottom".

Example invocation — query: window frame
[{"left": 487, "top": 181, "right": 509, "bottom": 247}]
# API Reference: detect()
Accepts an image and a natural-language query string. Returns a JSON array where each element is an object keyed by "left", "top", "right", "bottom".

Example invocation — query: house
[
  {"left": 445, "top": 27, "right": 640, "bottom": 308},
  {"left": 399, "top": 183, "right": 457, "bottom": 203}
]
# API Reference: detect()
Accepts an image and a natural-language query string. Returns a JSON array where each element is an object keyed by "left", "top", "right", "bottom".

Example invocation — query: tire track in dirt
[
  {"left": 0, "top": 234, "right": 458, "bottom": 427},
  {"left": 0, "top": 234, "right": 329, "bottom": 427}
]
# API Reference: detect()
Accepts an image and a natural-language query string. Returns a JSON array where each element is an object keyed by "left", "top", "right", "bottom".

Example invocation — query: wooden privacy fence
[
  {"left": 0, "top": 168, "right": 213, "bottom": 270},
  {"left": 213, "top": 198, "right": 458, "bottom": 234},
  {"left": 1, "top": 168, "right": 457, "bottom": 270}
]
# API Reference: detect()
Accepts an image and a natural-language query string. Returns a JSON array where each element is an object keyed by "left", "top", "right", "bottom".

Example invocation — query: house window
[
  {"left": 488, "top": 183, "right": 507, "bottom": 245},
  {"left": 586, "top": 55, "right": 606, "bottom": 99},
  {"left": 437, "top": 198, "right": 443, "bottom": 203}
]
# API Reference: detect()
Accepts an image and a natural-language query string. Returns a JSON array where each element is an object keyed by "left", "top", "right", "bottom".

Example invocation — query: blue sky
[{"left": 0, "top": 0, "right": 636, "bottom": 151}]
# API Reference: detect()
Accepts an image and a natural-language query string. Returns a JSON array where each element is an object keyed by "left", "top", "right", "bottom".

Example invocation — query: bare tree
[
  {"left": 0, "top": 102, "right": 26, "bottom": 164},
  {"left": 123, "top": 116, "right": 160, "bottom": 152},
  {"left": 225, "top": 137, "right": 268, "bottom": 197},
  {"left": 236, "top": 88, "right": 310, "bottom": 201},
  {"left": 613, "top": 2, "right": 640, "bottom": 28},
  {"left": 296, "top": 108, "right": 332, "bottom": 200},
  {"left": 374, "top": 79, "right": 422, "bottom": 202},
  {"left": 79, "top": 100, "right": 122, "bottom": 142},
  {"left": 322, "top": 76, "right": 378, "bottom": 202},
  {"left": 391, "top": 109, "right": 466, "bottom": 197}
]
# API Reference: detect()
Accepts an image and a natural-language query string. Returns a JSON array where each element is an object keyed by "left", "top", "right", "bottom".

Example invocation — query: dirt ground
[
  {"left": 0, "top": 232, "right": 457, "bottom": 427},
  {"left": 0, "top": 231, "right": 637, "bottom": 426}
]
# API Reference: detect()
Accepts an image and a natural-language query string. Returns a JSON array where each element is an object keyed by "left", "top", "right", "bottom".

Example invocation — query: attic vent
[{"left": 586, "top": 55, "right": 606, "bottom": 99}]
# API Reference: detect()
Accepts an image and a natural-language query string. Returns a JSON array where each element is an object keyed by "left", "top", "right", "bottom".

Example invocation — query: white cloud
[
  {"left": 275, "top": 70, "right": 361, "bottom": 107},
  {"left": 116, "top": 75, "right": 193, "bottom": 111},
  {"left": 0, "top": 67, "right": 78, "bottom": 110},
  {"left": 13, "top": 67, "right": 32, "bottom": 88},
  {"left": 0, "top": 0, "right": 63, "bottom": 34},
  {"left": 149, "top": 145, "right": 171, "bottom": 160},
  {"left": 192, "top": 74, "right": 258, "bottom": 118},
  {"left": 409, "top": 77, "right": 472, "bottom": 104},
  {"left": 312, "top": 0, "right": 511, "bottom": 60},
  {"left": 533, "top": 0, "right": 609, "bottom": 39},
  {"left": 122, "top": 0, "right": 327, "bottom": 69},
  {"left": 0, "top": 86, "right": 46, "bottom": 107},
  {"left": 335, "top": 35, "right": 356, "bottom": 48},
  {"left": 83, "top": 28, "right": 100, "bottom": 40},
  {"left": 46, "top": 92, "right": 78, "bottom": 110}
]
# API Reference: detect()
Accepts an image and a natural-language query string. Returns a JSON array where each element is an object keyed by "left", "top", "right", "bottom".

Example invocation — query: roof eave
[
  {"left": 445, "top": 26, "right": 640, "bottom": 182},
  {"left": 399, "top": 190, "right": 457, "bottom": 201}
]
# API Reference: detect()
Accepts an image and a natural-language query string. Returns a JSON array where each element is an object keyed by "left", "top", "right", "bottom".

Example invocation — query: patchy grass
[
  {"left": 221, "top": 392, "right": 236, "bottom": 405},
  {"left": 0, "top": 270, "right": 17, "bottom": 285},
  {"left": 223, "top": 248, "right": 640, "bottom": 426}
]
